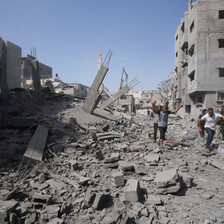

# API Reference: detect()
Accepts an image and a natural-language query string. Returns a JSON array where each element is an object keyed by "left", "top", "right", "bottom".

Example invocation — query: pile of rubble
[{"left": 1, "top": 92, "right": 224, "bottom": 224}]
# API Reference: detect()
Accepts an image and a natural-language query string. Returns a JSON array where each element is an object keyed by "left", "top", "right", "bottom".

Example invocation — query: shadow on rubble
[
  {"left": 175, "top": 182, "right": 197, "bottom": 197},
  {"left": 0, "top": 89, "right": 103, "bottom": 170}
]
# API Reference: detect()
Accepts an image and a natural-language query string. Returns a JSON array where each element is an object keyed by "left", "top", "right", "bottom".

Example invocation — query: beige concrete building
[{"left": 175, "top": 0, "right": 224, "bottom": 118}]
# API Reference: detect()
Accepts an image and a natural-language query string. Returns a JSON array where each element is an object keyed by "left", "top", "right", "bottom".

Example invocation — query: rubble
[{"left": 0, "top": 92, "right": 224, "bottom": 223}]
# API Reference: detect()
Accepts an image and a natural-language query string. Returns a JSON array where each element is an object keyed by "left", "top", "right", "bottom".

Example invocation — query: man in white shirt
[{"left": 199, "top": 107, "right": 224, "bottom": 151}]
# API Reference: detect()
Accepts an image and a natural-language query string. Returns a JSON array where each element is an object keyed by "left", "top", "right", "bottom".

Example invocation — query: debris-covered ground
[{"left": 1, "top": 91, "right": 224, "bottom": 224}]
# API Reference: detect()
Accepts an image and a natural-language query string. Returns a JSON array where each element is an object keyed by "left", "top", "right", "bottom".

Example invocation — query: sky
[{"left": 0, "top": 0, "right": 190, "bottom": 93}]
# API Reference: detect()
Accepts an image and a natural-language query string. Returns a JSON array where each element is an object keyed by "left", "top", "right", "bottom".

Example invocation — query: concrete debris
[
  {"left": 0, "top": 91, "right": 224, "bottom": 223},
  {"left": 111, "top": 172, "right": 124, "bottom": 187},
  {"left": 124, "top": 179, "right": 140, "bottom": 202},
  {"left": 154, "top": 169, "right": 181, "bottom": 194}
]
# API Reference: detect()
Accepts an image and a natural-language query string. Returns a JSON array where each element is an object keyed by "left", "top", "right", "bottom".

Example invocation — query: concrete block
[
  {"left": 154, "top": 169, "right": 178, "bottom": 187},
  {"left": 145, "top": 154, "right": 160, "bottom": 163},
  {"left": 33, "top": 193, "right": 52, "bottom": 204},
  {"left": 69, "top": 160, "right": 78, "bottom": 171},
  {"left": 118, "top": 161, "right": 134, "bottom": 172},
  {"left": 147, "top": 195, "right": 162, "bottom": 205},
  {"left": 111, "top": 172, "right": 124, "bottom": 187},
  {"left": 95, "top": 149, "right": 103, "bottom": 160},
  {"left": 124, "top": 179, "right": 140, "bottom": 202},
  {"left": 92, "top": 193, "right": 110, "bottom": 210},
  {"left": 44, "top": 205, "right": 60, "bottom": 219},
  {"left": 104, "top": 153, "right": 120, "bottom": 164}
]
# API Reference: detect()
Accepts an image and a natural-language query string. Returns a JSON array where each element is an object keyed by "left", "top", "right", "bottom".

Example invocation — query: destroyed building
[
  {"left": 21, "top": 55, "right": 52, "bottom": 88},
  {"left": 62, "top": 83, "right": 90, "bottom": 99},
  {"left": 174, "top": 0, "right": 224, "bottom": 118}
]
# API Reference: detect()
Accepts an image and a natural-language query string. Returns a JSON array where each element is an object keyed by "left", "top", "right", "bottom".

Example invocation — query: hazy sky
[{"left": 0, "top": 0, "right": 190, "bottom": 92}]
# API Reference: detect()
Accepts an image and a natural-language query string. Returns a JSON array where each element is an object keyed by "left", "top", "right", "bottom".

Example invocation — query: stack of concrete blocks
[{"left": 154, "top": 169, "right": 181, "bottom": 194}]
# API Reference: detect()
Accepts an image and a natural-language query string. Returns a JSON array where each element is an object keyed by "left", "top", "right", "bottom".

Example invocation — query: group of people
[{"left": 150, "top": 100, "right": 224, "bottom": 153}]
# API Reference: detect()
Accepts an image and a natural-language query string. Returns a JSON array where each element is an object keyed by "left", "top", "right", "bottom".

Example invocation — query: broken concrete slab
[
  {"left": 154, "top": 169, "right": 178, "bottom": 187},
  {"left": 70, "top": 172, "right": 90, "bottom": 185},
  {"left": 83, "top": 65, "right": 109, "bottom": 114},
  {"left": 23, "top": 124, "right": 49, "bottom": 163},
  {"left": 104, "top": 153, "right": 120, "bottom": 164},
  {"left": 145, "top": 154, "right": 160, "bottom": 163},
  {"left": 147, "top": 195, "right": 162, "bottom": 205},
  {"left": 92, "top": 193, "right": 111, "bottom": 210},
  {"left": 0, "top": 200, "right": 18, "bottom": 224},
  {"left": 209, "top": 158, "right": 224, "bottom": 170}
]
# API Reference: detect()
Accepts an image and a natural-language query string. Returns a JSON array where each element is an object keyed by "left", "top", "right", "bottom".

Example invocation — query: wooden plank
[{"left": 24, "top": 125, "right": 48, "bottom": 162}]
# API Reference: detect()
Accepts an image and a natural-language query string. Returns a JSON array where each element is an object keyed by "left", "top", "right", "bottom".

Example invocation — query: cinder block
[
  {"left": 69, "top": 160, "right": 78, "bottom": 171},
  {"left": 111, "top": 172, "right": 124, "bottom": 187},
  {"left": 95, "top": 150, "right": 103, "bottom": 160},
  {"left": 124, "top": 179, "right": 140, "bottom": 202}
]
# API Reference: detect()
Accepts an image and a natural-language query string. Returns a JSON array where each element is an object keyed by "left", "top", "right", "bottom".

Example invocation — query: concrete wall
[
  {"left": 21, "top": 55, "right": 52, "bottom": 87},
  {"left": 3, "top": 40, "right": 21, "bottom": 89}
]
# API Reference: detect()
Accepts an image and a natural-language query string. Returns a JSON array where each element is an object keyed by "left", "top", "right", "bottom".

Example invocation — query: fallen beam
[
  {"left": 83, "top": 65, "right": 109, "bottom": 114},
  {"left": 99, "top": 85, "right": 130, "bottom": 110},
  {"left": 23, "top": 125, "right": 49, "bottom": 163}
]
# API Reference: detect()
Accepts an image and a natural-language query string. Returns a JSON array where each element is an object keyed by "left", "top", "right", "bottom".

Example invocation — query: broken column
[{"left": 83, "top": 65, "right": 109, "bottom": 114}]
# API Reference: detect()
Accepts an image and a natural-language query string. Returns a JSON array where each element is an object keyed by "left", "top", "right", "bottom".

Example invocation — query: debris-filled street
[{"left": 1, "top": 91, "right": 224, "bottom": 224}]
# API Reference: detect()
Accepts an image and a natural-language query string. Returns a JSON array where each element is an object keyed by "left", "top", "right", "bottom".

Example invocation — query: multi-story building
[
  {"left": 175, "top": 0, "right": 224, "bottom": 118},
  {"left": 0, "top": 37, "right": 21, "bottom": 89}
]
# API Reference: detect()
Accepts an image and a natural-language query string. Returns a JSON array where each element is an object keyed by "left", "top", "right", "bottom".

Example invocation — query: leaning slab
[
  {"left": 83, "top": 65, "right": 109, "bottom": 114},
  {"left": 23, "top": 125, "right": 49, "bottom": 163},
  {"left": 99, "top": 85, "right": 130, "bottom": 110}
]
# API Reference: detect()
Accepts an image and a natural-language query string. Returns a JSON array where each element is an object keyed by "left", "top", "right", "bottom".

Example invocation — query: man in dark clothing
[
  {"left": 198, "top": 109, "right": 206, "bottom": 138},
  {"left": 151, "top": 101, "right": 184, "bottom": 149},
  {"left": 152, "top": 105, "right": 161, "bottom": 143}
]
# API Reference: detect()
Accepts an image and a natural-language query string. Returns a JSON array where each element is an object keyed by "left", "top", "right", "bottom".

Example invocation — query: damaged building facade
[
  {"left": 175, "top": 0, "right": 224, "bottom": 118},
  {"left": 21, "top": 55, "right": 52, "bottom": 88},
  {"left": 0, "top": 37, "right": 21, "bottom": 89}
]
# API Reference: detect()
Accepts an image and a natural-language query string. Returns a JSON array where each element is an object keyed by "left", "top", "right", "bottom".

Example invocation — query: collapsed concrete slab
[
  {"left": 83, "top": 65, "right": 109, "bottom": 114},
  {"left": 154, "top": 169, "right": 181, "bottom": 194},
  {"left": 99, "top": 85, "right": 130, "bottom": 110},
  {"left": 23, "top": 125, "right": 49, "bottom": 163}
]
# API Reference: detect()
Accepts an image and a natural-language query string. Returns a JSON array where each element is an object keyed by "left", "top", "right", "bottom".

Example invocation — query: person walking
[
  {"left": 198, "top": 109, "right": 206, "bottom": 138},
  {"left": 215, "top": 107, "right": 224, "bottom": 140},
  {"left": 199, "top": 107, "right": 224, "bottom": 152},
  {"left": 151, "top": 100, "right": 184, "bottom": 149},
  {"left": 152, "top": 105, "right": 161, "bottom": 143}
]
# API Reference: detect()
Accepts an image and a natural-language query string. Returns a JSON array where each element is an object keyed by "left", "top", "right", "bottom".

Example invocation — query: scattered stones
[{"left": 1, "top": 93, "right": 223, "bottom": 223}]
